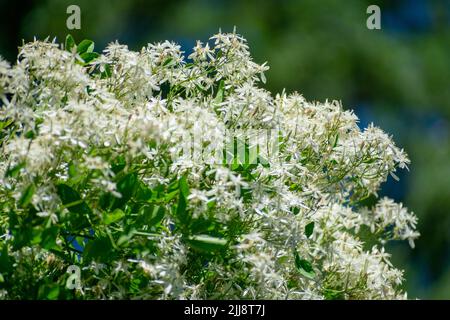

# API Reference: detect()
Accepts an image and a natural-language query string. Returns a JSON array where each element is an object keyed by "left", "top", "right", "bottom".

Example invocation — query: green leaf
[
  {"left": 0, "top": 246, "right": 12, "bottom": 273},
  {"left": 162, "top": 57, "right": 173, "bottom": 66},
  {"left": 186, "top": 235, "right": 227, "bottom": 252},
  {"left": 24, "top": 129, "right": 36, "bottom": 139},
  {"left": 323, "top": 288, "right": 345, "bottom": 300},
  {"left": 207, "top": 200, "right": 216, "bottom": 210},
  {"left": 77, "top": 39, "right": 94, "bottom": 54},
  {"left": 67, "top": 162, "right": 85, "bottom": 185},
  {"left": 10, "top": 223, "right": 32, "bottom": 251},
  {"left": 117, "top": 232, "right": 134, "bottom": 247},
  {"left": 291, "top": 206, "right": 300, "bottom": 215},
  {"left": 40, "top": 227, "right": 59, "bottom": 250},
  {"left": 179, "top": 175, "right": 190, "bottom": 199},
  {"left": 363, "top": 157, "right": 378, "bottom": 164},
  {"left": 129, "top": 277, "right": 141, "bottom": 294},
  {"left": 57, "top": 184, "right": 91, "bottom": 229},
  {"left": 163, "top": 179, "right": 180, "bottom": 202},
  {"left": 134, "top": 180, "right": 153, "bottom": 201},
  {"left": 167, "top": 178, "right": 179, "bottom": 193},
  {"left": 150, "top": 206, "right": 165, "bottom": 225},
  {"left": 5, "top": 162, "right": 25, "bottom": 178},
  {"left": 214, "top": 80, "right": 225, "bottom": 105},
  {"left": 277, "top": 255, "right": 289, "bottom": 265},
  {"left": 112, "top": 173, "right": 138, "bottom": 209},
  {"left": 305, "top": 222, "right": 315, "bottom": 238},
  {"left": 333, "top": 133, "right": 339, "bottom": 148},
  {"left": 38, "top": 284, "right": 60, "bottom": 300},
  {"left": 164, "top": 190, "right": 179, "bottom": 202},
  {"left": 30, "top": 227, "right": 43, "bottom": 245},
  {"left": 56, "top": 184, "right": 91, "bottom": 214},
  {"left": 19, "top": 184, "right": 35, "bottom": 208},
  {"left": 46, "top": 286, "right": 60, "bottom": 300},
  {"left": 0, "top": 119, "right": 14, "bottom": 131},
  {"left": 101, "top": 64, "right": 112, "bottom": 79},
  {"left": 80, "top": 52, "right": 99, "bottom": 64},
  {"left": 84, "top": 236, "right": 113, "bottom": 262},
  {"left": 138, "top": 205, "right": 165, "bottom": 226},
  {"left": 294, "top": 250, "right": 315, "bottom": 279},
  {"left": 176, "top": 191, "right": 188, "bottom": 224},
  {"left": 65, "top": 34, "right": 76, "bottom": 52},
  {"left": 103, "top": 208, "right": 125, "bottom": 225},
  {"left": 195, "top": 83, "right": 207, "bottom": 93}
]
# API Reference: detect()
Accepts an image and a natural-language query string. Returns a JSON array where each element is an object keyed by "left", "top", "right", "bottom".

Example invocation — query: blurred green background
[{"left": 0, "top": 0, "right": 449, "bottom": 299}]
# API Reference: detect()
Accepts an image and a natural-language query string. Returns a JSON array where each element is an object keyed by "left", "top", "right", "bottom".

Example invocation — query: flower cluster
[{"left": 0, "top": 31, "right": 418, "bottom": 299}]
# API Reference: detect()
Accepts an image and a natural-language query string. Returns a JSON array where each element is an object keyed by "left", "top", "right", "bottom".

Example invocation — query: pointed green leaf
[
  {"left": 80, "top": 52, "right": 99, "bottom": 64},
  {"left": 294, "top": 250, "right": 315, "bottom": 279},
  {"left": 179, "top": 175, "right": 190, "bottom": 199},
  {"left": 187, "top": 235, "right": 227, "bottom": 252},
  {"left": 103, "top": 208, "right": 125, "bottom": 225},
  {"left": 84, "top": 236, "right": 113, "bottom": 262},
  {"left": 137, "top": 205, "right": 163, "bottom": 226},
  {"left": 56, "top": 184, "right": 91, "bottom": 214},
  {"left": 214, "top": 80, "right": 225, "bottom": 105},
  {"left": 5, "top": 162, "right": 25, "bottom": 178},
  {"left": 305, "top": 222, "right": 315, "bottom": 238},
  {"left": 38, "top": 284, "right": 60, "bottom": 300},
  {"left": 40, "top": 227, "right": 59, "bottom": 250},
  {"left": 176, "top": 192, "right": 188, "bottom": 224},
  {"left": 0, "top": 119, "right": 14, "bottom": 131},
  {"left": 112, "top": 173, "right": 138, "bottom": 209},
  {"left": 77, "top": 39, "right": 94, "bottom": 54},
  {"left": 162, "top": 57, "right": 173, "bottom": 66},
  {"left": 333, "top": 133, "right": 339, "bottom": 148},
  {"left": 19, "top": 184, "right": 35, "bottom": 207},
  {"left": 0, "top": 246, "right": 12, "bottom": 273},
  {"left": 65, "top": 34, "right": 76, "bottom": 52}
]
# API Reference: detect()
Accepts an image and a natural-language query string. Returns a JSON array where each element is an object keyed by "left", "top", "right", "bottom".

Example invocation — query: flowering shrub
[{"left": 0, "top": 31, "right": 418, "bottom": 299}]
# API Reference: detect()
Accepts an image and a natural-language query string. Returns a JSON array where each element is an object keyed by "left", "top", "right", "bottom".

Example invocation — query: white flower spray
[{"left": 0, "top": 30, "right": 418, "bottom": 299}]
